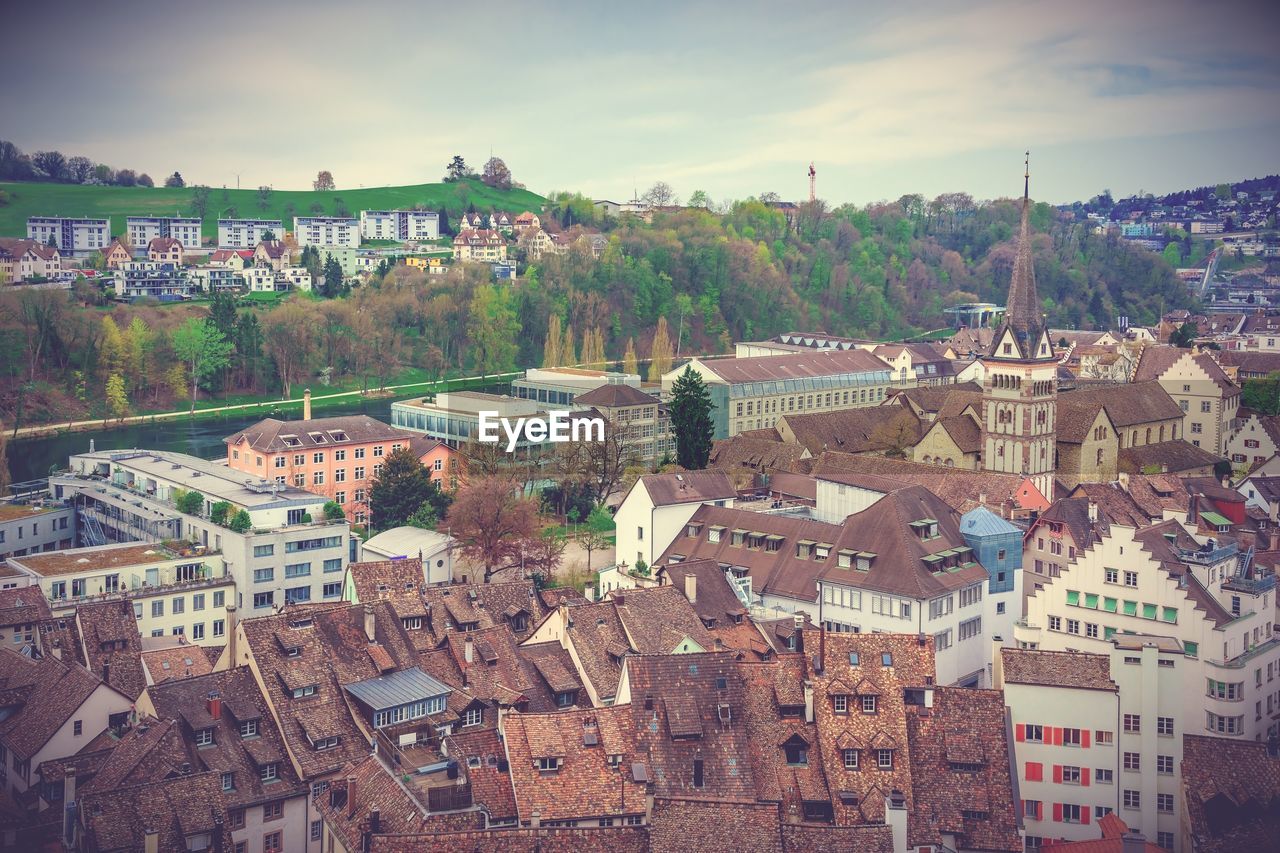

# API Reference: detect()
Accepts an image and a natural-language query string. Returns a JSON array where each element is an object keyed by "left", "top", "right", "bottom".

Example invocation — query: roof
[
  {"left": 1130, "top": 521, "right": 1234, "bottom": 627},
  {"left": 1132, "top": 345, "right": 1238, "bottom": 394},
  {"left": 315, "top": 755, "right": 429, "bottom": 850},
  {"left": 0, "top": 650, "right": 118, "bottom": 760},
  {"left": 80, "top": 771, "right": 234, "bottom": 853},
  {"left": 344, "top": 665, "right": 451, "bottom": 711},
  {"left": 141, "top": 643, "right": 215, "bottom": 684},
  {"left": 1056, "top": 382, "right": 1183, "bottom": 442},
  {"left": 0, "top": 586, "right": 53, "bottom": 628},
  {"left": 694, "top": 349, "right": 891, "bottom": 384},
  {"left": 570, "top": 383, "right": 657, "bottom": 408},
  {"left": 419, "top": 580, "right": 550, "bottom": 645},
  {"left": 77, "top": 599, "right": 148, "bottom": 699},
  {"left": 1120, "top": 440, "right": 1222, "bottom": 474},
  {"left": 10, "top": 541, "right": 177, "bottom": 577},
  {"left": 255, "top": 239, "right": 288, "bottom": 258},
  {"left": 637, "top": 469, "right": 735, "bottom": 507},
  {"left": 147, "top": 236, "right": 181, "bottom": 252},
  {"left": 1180, "top": 735, "right": 1280, "bottom": 853},
  {"left": 225, "top": 414, "right": 415, "bottom": 453},
  {"left": 959, "top": 506, "right": 1021, "bottom": 538},
  {"left": 1000, "top": 648, "right": 1116, "bottom": 691},
  {"left": 708, "top": 435, "right": 809, "bottom": 486},
  {"left": 777, "top": 406, "right": 923, "bottom": 456},
  {"left": 993, "top": 183, "right": 1052, "bottom": 361}
]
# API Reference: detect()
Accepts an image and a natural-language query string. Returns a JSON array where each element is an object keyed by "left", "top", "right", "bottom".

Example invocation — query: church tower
[{"left": 981, "top": 154, "right": 1057, "bottom": 499}]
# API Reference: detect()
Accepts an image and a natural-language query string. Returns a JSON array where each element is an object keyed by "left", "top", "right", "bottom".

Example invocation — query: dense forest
[{"left": 0, "top": 188, "right": 1194, "bottom": 427}]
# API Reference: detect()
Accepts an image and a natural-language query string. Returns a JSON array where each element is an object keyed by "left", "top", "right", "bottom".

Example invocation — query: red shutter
[
  {"left": 1082, "top": 729, "right": 1091, "bottom": 748},
  {"left": 1026, "top": 762, "right": 1041, "bottom": 782},
  {"left": 1082, "top": 807, "right": 1091, "bottom": 825},
  {"left": 1038, "top": 802, "right": 1044, "bottom": 821},
  {"left": 1081, "top": 768, "right": 1090, "bottom": 787},
  {"left": 1053, "top": 764, "right": 1063, "bottom": 784},
  {"left": 1054, "top": 727, "right": 1064, "bottom": 746},
  {"left": 1053, "top": 803, "right": 1063, "bottom": 823},
  {"left": 1016, "top": 723, "right": 1026, "bottom": 742}
]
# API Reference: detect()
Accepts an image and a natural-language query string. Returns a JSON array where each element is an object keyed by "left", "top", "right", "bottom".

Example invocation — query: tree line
[{"left": 0, "top": 139, "right": 159, "bottom": 188}]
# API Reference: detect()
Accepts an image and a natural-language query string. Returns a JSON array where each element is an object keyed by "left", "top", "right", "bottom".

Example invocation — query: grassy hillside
[{"left": 0, "top": 178, "right": 545, "bottom": 242}]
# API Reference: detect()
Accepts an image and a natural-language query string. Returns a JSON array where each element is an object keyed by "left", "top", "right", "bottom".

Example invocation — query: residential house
[
  {"left": 707, "top": 434, "right": 811, "bottom": 492},
  {"left": 1226, "top": 408, "right": 1280, "bottom": 471},
  {"left": 1133, "top": 346, "right": 1241, "bottom": 455},
  {"left": 26, "top": 216, "right": 109, "bottom": 255},
  {"left": 146, "top": 236, "right": 184, "bottom": 266},
  {"left": 663, "top": 350, "right": 894, "bottom": 440},
  {"left": 112, "top": 267, "right": 196, "bottom": 301},
  {"left": 101, "top": 239, "right": 132, "bottom": 270},
  {"left": 488, "top": 211, "right": 514, "bottom": 233},
  {"left": 613, "top": 469, "right": 736, "bottom": 572},
  {"left": 253, "top": 240, "right": 290, "bottom": 271},
  {"left": 0, "top": 649, "right": 134, "bottom": 798},
  {"left": 0, "top": 238, "right": 62, "bottom": 281},
  {"left": 359, "top": 209, "right": 439, "bottom": 242},
  {"left": 518, "top": 228, "right": 556, "bottom": 260},
  {"left": 513, "top": 212, "right": 540, "bottom": 232},
  {"left": 293, "top": 217, "right": 360, "bottom": 248},
  {"left": 77, "top": 771, "right": 235, "bottom": 853},
  {"left": 452, "top": 229, "right": 507, "bottom": 262},
  {"left": 224, "top": 411, "right": 461, "bottom": 525},
  {"left": 126, "top": 216, "right": 202, "bottom": 251},
  {"left": 0, "top": 501, "right": 75, "bottom": 559},
  {"left": 217, "top": 219, "right": 283, "bottom": 250},
  {"left": 571, "top": 382, "right": 673, "bottom": 465},
  {"left": 208, "top": 248, "right": 248, "bottom": 270}
]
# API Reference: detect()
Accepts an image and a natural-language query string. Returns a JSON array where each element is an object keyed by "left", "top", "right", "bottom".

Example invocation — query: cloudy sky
[{"left": 3, "top": 0, "right": 1277, "bottom": 205}]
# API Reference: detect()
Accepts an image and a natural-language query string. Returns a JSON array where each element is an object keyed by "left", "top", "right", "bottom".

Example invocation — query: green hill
[{"left": 0, "top": 178, "right": 545, "bottom": 242}]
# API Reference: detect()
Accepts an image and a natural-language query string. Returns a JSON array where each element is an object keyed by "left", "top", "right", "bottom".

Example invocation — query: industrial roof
[{"left": 342, "top": 665, "right": 451, "bottom": 711}]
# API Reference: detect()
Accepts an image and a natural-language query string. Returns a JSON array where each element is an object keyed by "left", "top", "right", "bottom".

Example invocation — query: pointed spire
[{"left": 991, "top": 152, "right": 1052, "bottom": 360}]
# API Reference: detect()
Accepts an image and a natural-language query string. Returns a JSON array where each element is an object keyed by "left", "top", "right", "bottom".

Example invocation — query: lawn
[{"left": 0, "top": 178, "right": 545, "bottom": 242}]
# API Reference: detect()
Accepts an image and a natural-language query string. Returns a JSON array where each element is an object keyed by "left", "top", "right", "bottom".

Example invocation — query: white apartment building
[
  {"left": 217, "top": 218, "right": 283, "bottom": 249},
  {"left": 51, "top": 450, "right": 353, "bottom": 618},
  {"left": 125, "top": 216, "right": 203, "bottom": 250},
  {"left": 26, "top": 216, "right": 109, "bottom": 256},
  {"left": 999, "top": 640, "right": 1203, "bottom": 851},
  {"left": 293, "top": 216, "right": 360, "bottom": 248},
  {"left": 1015, "top": 518, "right": 1278, "bottom": 743},
  {"left": 613, "top": 469, "right": 736, "bottom": 571},
  {"left": 359, "top": 209, "right": 439, "bottom": 242},
  {"left": 5, "top": 541, "right": 236, "bottom": 646}
]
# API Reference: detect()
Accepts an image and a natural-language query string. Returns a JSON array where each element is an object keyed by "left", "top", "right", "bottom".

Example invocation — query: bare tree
[
  {"left": 313, "top": 170, "right": 335, "bottom": 191},
  {"left": 642, "top": 181, "right": 677, "bottom": 209}
]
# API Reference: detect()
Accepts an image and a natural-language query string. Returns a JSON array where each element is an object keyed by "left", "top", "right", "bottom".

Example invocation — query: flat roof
[
  {"left": 343, "top": 666, "right": 451, "bottom": 711},
  {"left": 78, "top": 450, "right": 325, "bottom": 509},
  {"left": 0, "top": 504, "right": 60, "bottom": 522},
  {"left": 10, "top": 542, "right": 180, "bottom": 577}
]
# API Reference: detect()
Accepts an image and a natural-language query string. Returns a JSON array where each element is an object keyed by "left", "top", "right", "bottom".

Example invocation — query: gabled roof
[
  {"left": 1120, "top": 440, "right": 1222, "bottom": 474},
  {"left": 1132, "top": 345, "right": 1238, "bottom": 394},
  {"left": 0, "top": 650, "right": 120, "bottom": 761},
  {"left": 225, "top": 414, "right": 415, "bottom": 453},
  {"left": 637, "top": 469, "right": 735, "bottom": 507},
  {"left": 1180, "top": 735, "right": 1280, "bottom": 853},
  {"left": 76, "top": 599, "right": 147, "bottom": 699},
  {"left": 778, "top": 406, "right": 923, "bottom": 456},
  {"left": 1000, "top": 648, "right": 1115, "bottom": 691},
  {"left": 570, "top": 383, "right": 656, "bottom": 408},
  {"left": 1056, "top": 382, "right": 1183, "bottom": 442},
  {"left": 695, "top": 349, "right": 891, "bottom": 384},
  {"left": 80, "top": 771, "right": 235, "bottom": 853}
]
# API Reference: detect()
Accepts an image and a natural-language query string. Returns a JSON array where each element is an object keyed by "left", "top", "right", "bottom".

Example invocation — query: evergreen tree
[
  {"left": 623, "top": 337, "right": 639, "bottom": 376},
  {"left": 105, "top": 374, "right": 129, "bottom": 421},
  {"left": 648, "top": 317, "right": 673, "bottom": 381},
  {"left": 669, "top": 366, "right": 713, "bottom": 470},
  {"left": 543, "top": 314, "right": 562, "bottom": 367},
  {"left": 322, "top": 255, "right": 345, "bottom": 297},
  {"left": 209, "top": 291, "right": 238, "bottom": 338},
  {"left": 369, "top": 447, "right": 451, "bottom": 532}
]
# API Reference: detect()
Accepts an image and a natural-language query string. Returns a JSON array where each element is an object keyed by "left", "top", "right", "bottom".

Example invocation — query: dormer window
[
  {"left": 849, "top": 652, "right": 860, "bottom": 666},
  {"left": 765, "top": 534, "right": 783, "bottom": 552},
  {"left": 291, "top": 685, "right": 317, "bottom": 699},
  {"left": 783, "top": 735, "right": 809, "bottom": 766},
  {"left": 861, "top": 695, "right": 878, "bottom": 714},
  {"left": 194, "top": 727, "right": 214, "bottom": 747},
  {"left": 856, "top": 552, "right": 875, "bottom": 572},
  {"left": 239, "top": 719, "right": 259, "bottom": 738},
  {"left": 314, "top": 736, "right": 340, "bottom": 750},
  {"left": 838, "top": 550, "right": 854, "bottom": 568},
  {"left": 708, "top": 526, "right": 724, "bottom": 544},
  {"left": 261, "top": 762, "right": 279, "bottom": 782},
  {"left": 832, "top": 694, "right": 849, "bottom": 714},
  {"left": 536, "top": 757, "right": 560, "bottom": 772},
  {"left": 686, "top": 523, "right": 703, "bottom": 538},
  {"left": 877, "top": 749, "right": 894, "bottom": 770},
  {"left": 815, "top": 544, "right": 831, "bottom": 561},
  {"left": 731, "top": 529, "right": 747, "bottom": 547},
  {"left": 881, "top": 652, "right": 893, "bottom": 667},
  {"left": 796, "top": 540, "right": 816, "bottom": 559},
  {"left": 221, "top": 772, "right": 234, "bottom": 792},
  {"left": 403, "top": 617, "right": 422, "bottom": 631}
]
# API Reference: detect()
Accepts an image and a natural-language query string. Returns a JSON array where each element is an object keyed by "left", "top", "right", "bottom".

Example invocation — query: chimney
[
  {"left": 102, "top": 662, "right": 110, "bottom": 685},
  {"left": 63, "top": 767, "right": 76, "bottom": 810},
  {"left": 346, "top": 776, "right": 358, "bottom": 819},
  {"left": 1087, "top": 501, "right": 1098, "bottom": 523},
  {"left": 464, "top": 636, "right": 474, "bottom": 664},
  {"left": 51, "top": 641, "right": 62, "bottom": 660},
  {"left": 207, "top": 691, "right": 222, "bottom": 720},
  {"left": 225, "top": 604, "right": 238, "bottom": 666},
  {"left": 1121, "top": 832, "right": 1148, "bottom": 853},
  {"left": 143, "top": 828, "right": 159, "bottom": 853},
  {"left": 212, "top": 812, "right": 224, "bottom": 853},
  {"left": 369, "top": 809, "right": 381, "bottom": 834},
  {"left": 364, "top": 603, "right": 376, "bottom": 643},
  {"left": 1222, "top": 475, "right": 1230, "bottom": 489},
  {"left": 303, "top": 387, "right": 312, "bottom": 421},
  {"left": 684, "top": 573, "right": 697, "bottom": 604},
  {"left": 1269, "top": 501, "right": 1278, "bottom": 524}
]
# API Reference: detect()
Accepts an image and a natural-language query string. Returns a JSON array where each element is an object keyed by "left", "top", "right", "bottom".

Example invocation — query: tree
[
  {"left": 1161, "top": 242, "right": 1182, "bottom": 268},
  {"left": 561, "top": 322, "right": 577, "bottom": 365},
  {"left": 228, "top": 509, "right": 252, "bottom": 533},
  {"left": 171, "top": 318, "right": 234, "bottom": 412},
  {"left": 67, "top": 156, "right": 94, "bottom": 183},
  {"left": 174, "top": 489, "right": 206, "bottom": 516},
  {"left": 256, "top": 185, "right": 273, "bottom": 212},
  {"left": 522, "top": 529, "right": 568, "bottom": 585},
  {"left": 444, "top": 155, "right": 469, "bottom": 182},
  {"left": 137, "top": 173, "right": 154, "bottom": 187},
  {"left": 543, "top": 314, "right": 562, "bottom": 367},
  {"left": 116, "top": 169, "right": 137, "bottom": 187},
  {"left": 323, "top": 500, "right": 346, "bottom": 521},
  {"left": 449, "top": 475, "right": 541, "bottom": 581},
  {"left": 189, "top": 185, "right": 212, "bottom": 219},
  {"left": 369, "top": 447, "right": 449, "bottom": 532},
  {"left": 209, "top": 501, "right": 232, "bottom": 525},
  {"left": 321, "top": 255, "right": 345, "bottom": 298},
  {"left": 164, "top": 171, "right": 186, "bottom": 188},
  {"left": 0, "top": 427, "right": 10, "bottom": 497},
  {"left": 623, "top": 337, "right": 639, "bottom": 376},
  {"left": 105, "top": 373, "right": 129, "bottom": 421},
  {"left": 1170, "top": 322, "right": 1198, "bottom": 348},
  {"left": 580, "top": 528, "right": 610, "bottom": 572},
  {"left": 647, "top": 317, "right": 673, "bottom": 381},
  {"left": 407, "top": 501, "right": 439, "bottom": 530},
  {"left": 467, "top": 284, "right": 520, "bottom": 374},
  {"left": 669, "top": 365, "right": 713, "bottom": 470},
  {"left": 687, "top": 190, "right": 712, "bottom": 209},
  {"left": 314, "top": 170, "right": 335, "bottom": 191},
  {"left": 642, "top": 181, "right": 676, "bottom": 209},
  {"left": 481, "top": 157, "right": 512, "bottom": 190},
  {"left": 32, "top": 150, "right": 67, "bottom": 181}
]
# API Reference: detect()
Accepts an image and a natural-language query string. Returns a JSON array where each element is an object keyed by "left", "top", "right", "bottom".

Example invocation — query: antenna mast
[{"left": 808, "top": 162, "right": 816, "bottom": 203}]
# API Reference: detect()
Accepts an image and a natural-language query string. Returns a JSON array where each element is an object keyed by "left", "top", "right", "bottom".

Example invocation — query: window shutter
[
  {"left": 1016, "top": 723, "right": 1025, "bottom": 742},
  {"left": 1081, "top": 768, "right": 1090, "bottom": 786},
  {"left": 1037, "top": 802, "right": 1044, "bottom": 821},
  {"left": 1053, "top": 803, "right": 1063, "bottom": 823},
  {"left": 1082, "top": 729, "right": 1090, "bottom": 748},
  {"left": 1053, "top": 727, "right": 1063, "bottom": 746},
  {"left": 1026, "top": 762, "right": 1042, "bottom": 782},
  {"left": 1052, "top": 764, "right": 1063, "bottom": 784},
  {"left": 1081, "top": 807, "right": 1091, "bottom": 825}
]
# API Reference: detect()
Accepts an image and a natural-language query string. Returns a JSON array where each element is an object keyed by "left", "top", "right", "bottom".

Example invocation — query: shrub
[{"left": 228, "top": 509, "right": 252, "bottom": 533}]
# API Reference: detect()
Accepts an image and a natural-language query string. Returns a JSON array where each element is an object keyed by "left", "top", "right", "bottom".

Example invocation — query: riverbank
[{"left": 10, "top": 371, "right": 520, "bottom": 441}]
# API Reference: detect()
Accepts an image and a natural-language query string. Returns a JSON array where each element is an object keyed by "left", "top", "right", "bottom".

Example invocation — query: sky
[{"left": 3, "top": 0, "right": 1278, "bottom": 206}]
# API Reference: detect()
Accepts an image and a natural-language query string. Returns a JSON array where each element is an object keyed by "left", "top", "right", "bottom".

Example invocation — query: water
[{"left": 10, "top": 396, "right": 399, "bottom": 483}]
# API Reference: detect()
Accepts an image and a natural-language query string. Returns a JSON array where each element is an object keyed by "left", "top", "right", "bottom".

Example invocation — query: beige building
[
  {"left": 452, "top": 228, "right": 507, "bottom": 261},
  {"left": 571, "top": 382, "right": 673, "bottom": 465},
  {"left": 146, "top": 236, "right": 184, "bottom": 266},
  {"left": 1133, "top": 346, "right": 1240, "bottom": 455}
]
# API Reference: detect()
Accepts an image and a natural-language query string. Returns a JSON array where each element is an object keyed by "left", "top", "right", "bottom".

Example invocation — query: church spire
[{"left": 991, "top": 151, "right": 1052, "bottom": 361}]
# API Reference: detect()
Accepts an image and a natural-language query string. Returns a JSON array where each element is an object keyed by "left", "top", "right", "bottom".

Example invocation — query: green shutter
[
  {"left": 1123, "top": 600, "right": 1137, "bottom": 616},
  {"left": 1143, "top": 603, "right": 1157, "bottom": 620},
  {"left": 1085, "top": 593, "right": 1099, "bottom": 609},
  {"left": 1162, "top": 607, "right": 1177, "bottom": 623},
  {"left": 1066, "top": 590, "right": 1080, "bottom": 606},
  {"left": 1103, "top": 597, "right": 1117, "bottom": 613},
  {"left": 1184, "top": 641, "right": 1198, "bottom": 658},
  {"left": 1104, "top": 627, "right": 1116, "bottom": 640}
]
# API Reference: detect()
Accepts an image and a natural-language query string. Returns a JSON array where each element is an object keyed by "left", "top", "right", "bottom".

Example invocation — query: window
[
  {"left": 1123, "top": 714, "right": 1140, "bottom": 733},
  {"left": 151, "top": 600, "right": 164, "bottom": 618},
  {"left": 1049, "top": 615, "right": 1061, "bottom": 631},
  {"left": 253, "top": 592, "right": 274, "bottom": 609},
  {"left": 537, "top": 757, "right": 560, "bottom": 772},
  {"left": 832, "top": 695, "right": 848, "bottom": 714},
  {"left": 193, "top": 593, "right": 205, "bottom": 611},
  {"left": 324, "top": 558, "right": 342, "bottom": 573},
  {"left": 783, "top": 740, "right": 808, "bottom": 766},
  {"left": 934, "top": 629, "right": 952, "bottom": 651},
  {"left": 240, "top": 719, "right": 259, "bottom": 738},
  {"left": 876, "top": 749, "right": 893, "bottom": 770},
  {"left": 1124, "top": 789, "right": 1140, "bottom": 810},
  {"left": 311, "top": 820, "right": 323, "bottom": 842},
  {"left": 213, "top": 619, "right": 225, "bottom": 638},
  {"left": 1157, "top": 754, "right": 1173, "bottom": 774},
  {"left": 1062, "top": 803, "right": 1082, "bottom": 824},
  {"left": 1023, "top": 799, "right": 1042, "bottom": 821},
  {"left": 1207, "top": 679, "right": 1242, "bottom": 700},
  {"left": 843, "top": 748, "right": 858, "bottom": 769},
  {"left": 1063, "top": 728, "right": 1082, "bottom": 747},
  {"left": 1206, "top": 712, "right": 1243, "bottom": 734},
  {"left": 861, "top": 695, "right": 877, "bottom": 714},
  {"left": 262, "top": 801, "right": 283, "bottom": 821},
  {"left": 1124, "top": 570, "right": 1138, "bottom": 587},
  {"left": 1123, "top": 752, "right": 1140, "bottom": 771},
  {"left": 463, "top": 707, "right": 483, "bottom": 727},
  {"left": 285, "top": 562, "right": 311, "bottom": 578},
  {"left": 323, "top": 582, "right": 342, "bottom": 598},
  {"left": 254, "top": 568, "right": 274, "bottom": 583},
  {"left": 222, "top": 772, "right": 234, "bottom": 791},
  {"left": 1095, "top": 768, "right": 1114, "bottom": 783},
  {"left": 1105, "top": 568, "right": 1119, "bottom": 584},
  {"left": 261, "top": 762, "right": 278, "bottom": 782},
  {"left": 263, "top": 831, "right": 282, "bottom": 853},
  {"left": 195, "top": 728, "right": 214, "bottom": 747},
  {"left": 73, "top": 720, "right": 82, "bottom": 736},
  {"left": 229, "top": 809, "right": 245, "bottom": 830}
]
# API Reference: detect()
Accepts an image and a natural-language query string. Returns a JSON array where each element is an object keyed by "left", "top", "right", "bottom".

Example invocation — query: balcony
[
  {"left": 371, "top": 727, "right": 474, "bottom": 814},
  {"left": 1221, "top": 573, "right": 1277, "bottom": 595}
]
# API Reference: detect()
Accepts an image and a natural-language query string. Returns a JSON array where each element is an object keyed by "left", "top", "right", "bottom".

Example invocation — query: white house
[{"left": 613, "top": 470, "right": 736, "bottom": 572}]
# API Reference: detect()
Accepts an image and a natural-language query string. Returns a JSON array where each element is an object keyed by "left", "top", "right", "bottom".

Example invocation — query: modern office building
[
  {"left": 359, "top": 209, "right": 440, "bottom": 242},
  {"left": 510, "top": 368, "right": 643, "bottom": 409},
  {"left": 26, "top": 216, "right": 110, "bottom": 256}
]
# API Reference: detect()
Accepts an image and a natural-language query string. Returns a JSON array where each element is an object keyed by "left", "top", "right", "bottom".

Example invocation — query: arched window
[{"left": 1145, "top": 427, "right": 1152, "bottom": 444}]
